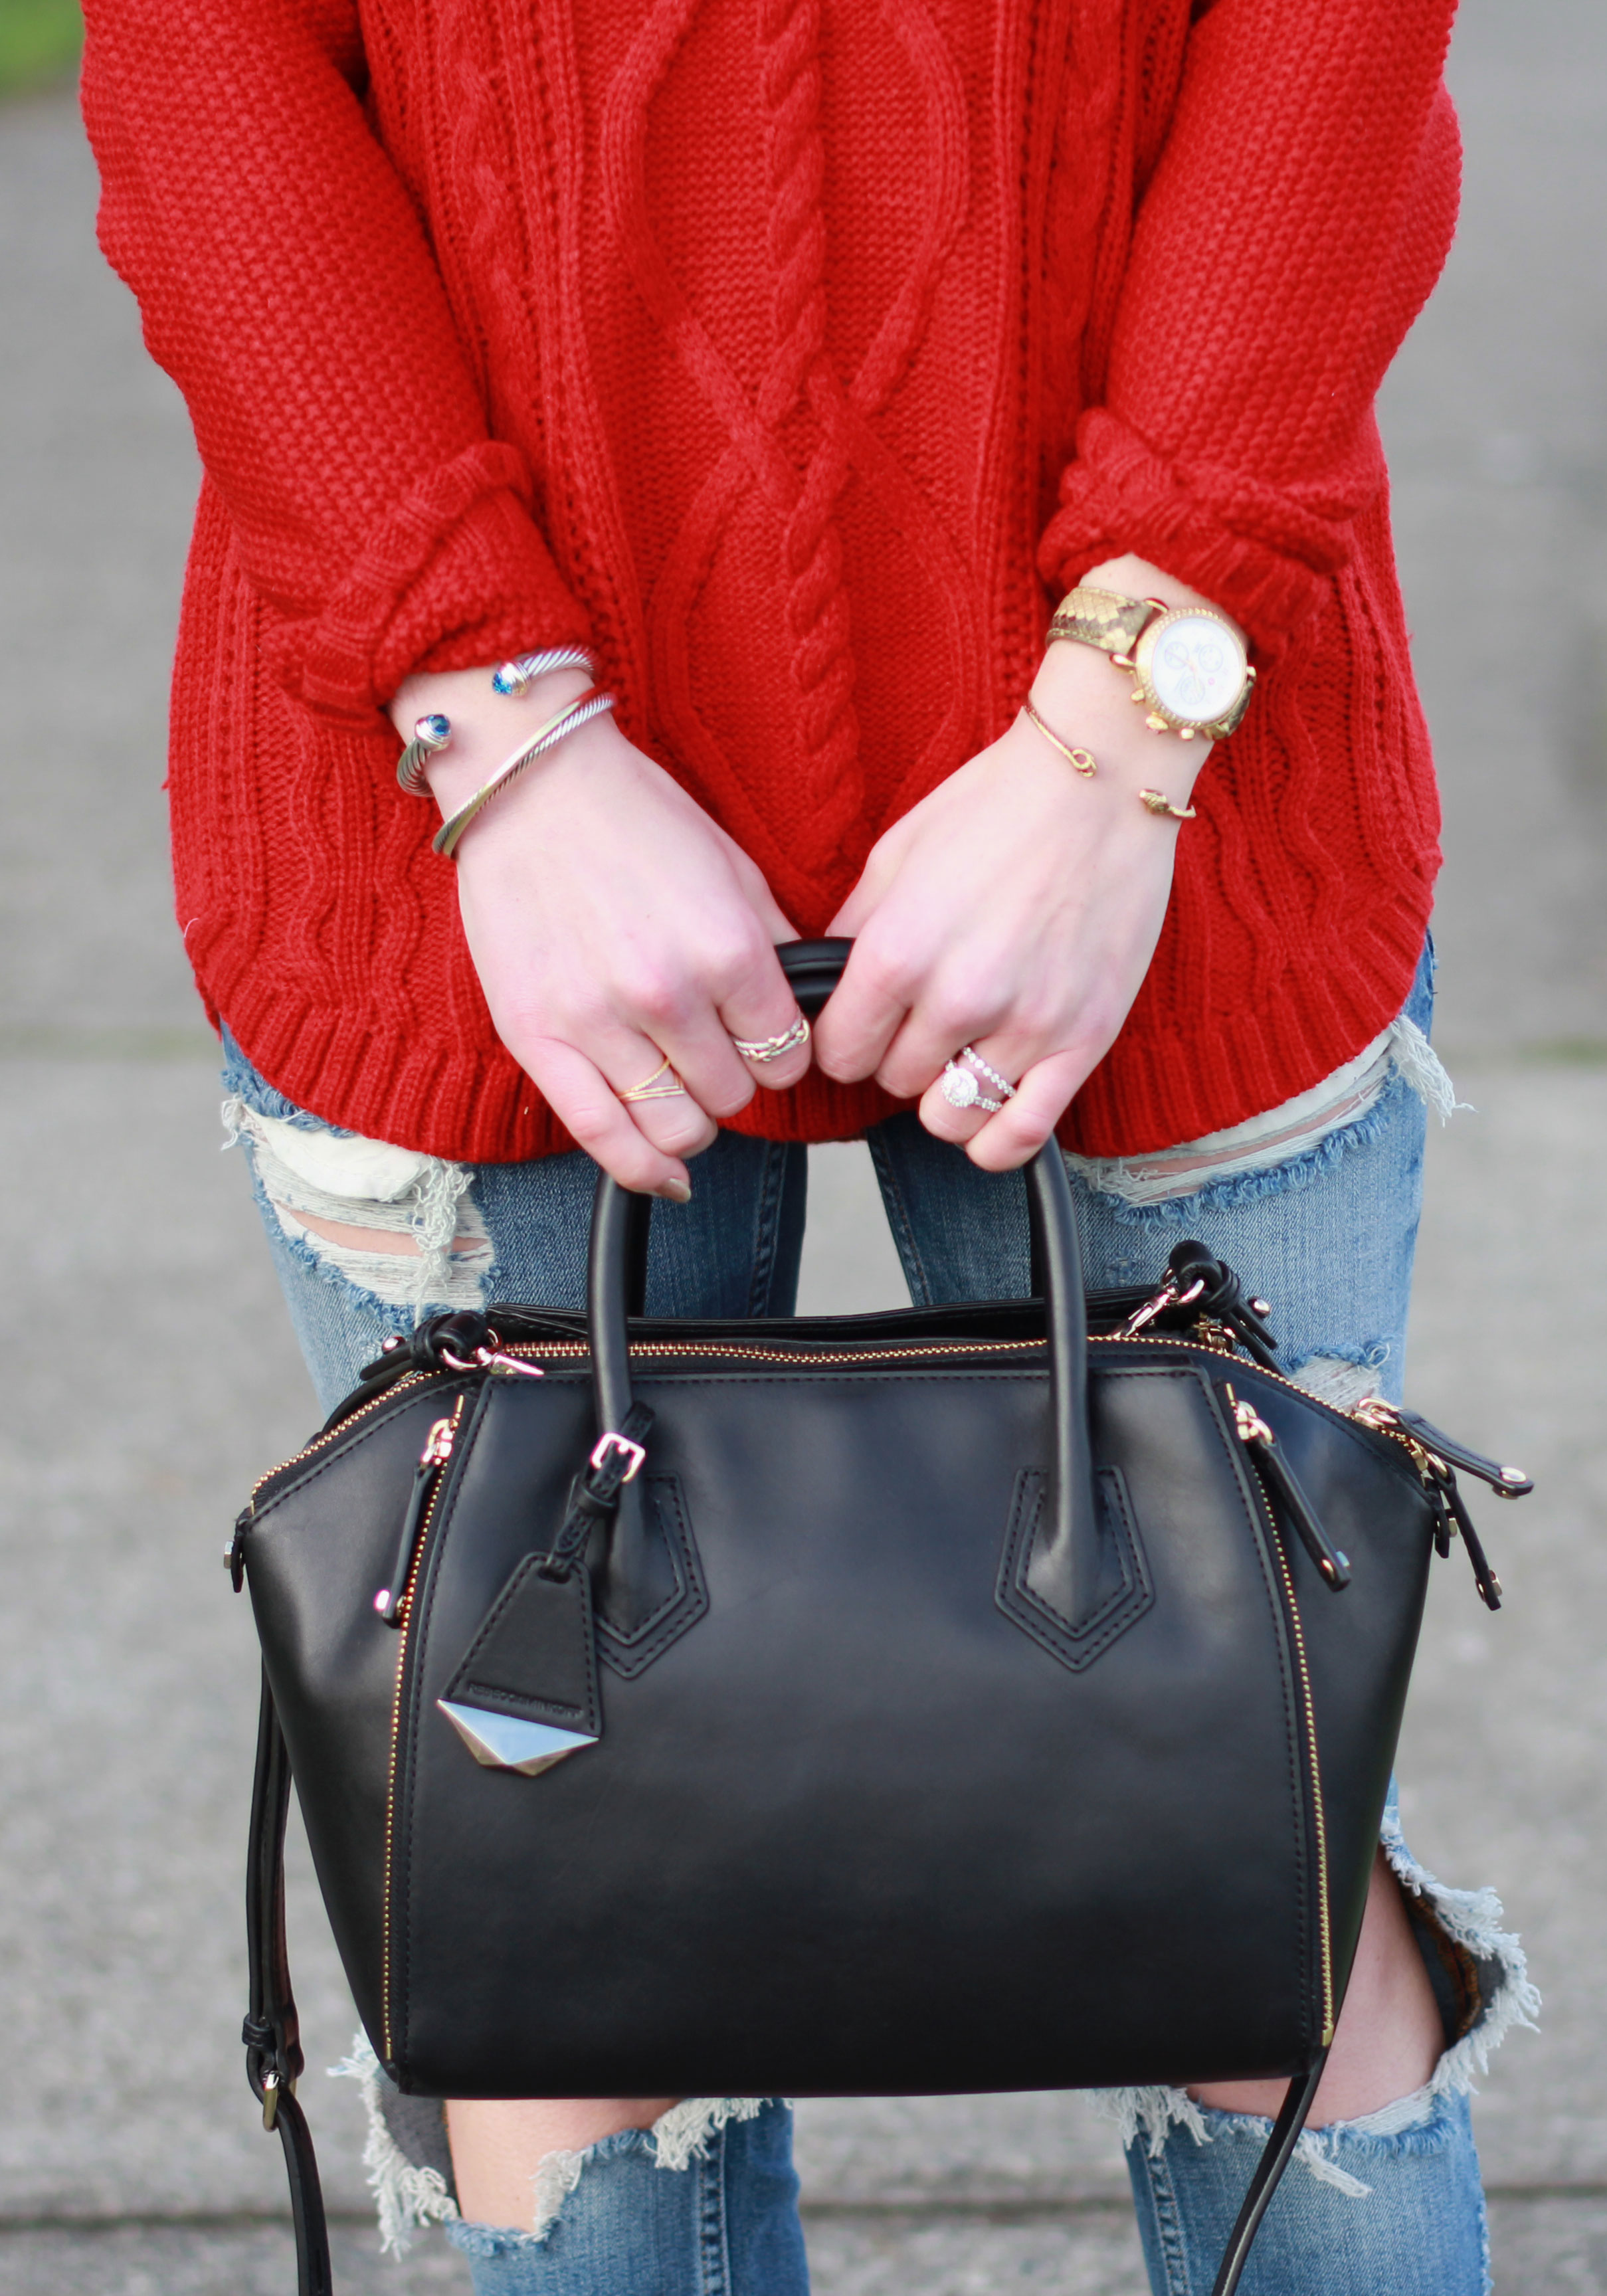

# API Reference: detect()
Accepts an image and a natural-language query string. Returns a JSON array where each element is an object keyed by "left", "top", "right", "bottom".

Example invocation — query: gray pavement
[{"left": 2, "top": 2, "right": 1605, "bottom": 2287}]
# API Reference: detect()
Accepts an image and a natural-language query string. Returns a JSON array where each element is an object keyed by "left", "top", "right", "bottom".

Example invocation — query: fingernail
[{"left": 656, "top": 1178, "right": 692, "bottom": 1204}]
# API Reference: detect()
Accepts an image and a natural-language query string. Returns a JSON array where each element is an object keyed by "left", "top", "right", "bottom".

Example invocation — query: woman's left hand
[{"left": 813, "top": 555, "right": 1224, "bottom": 1169}]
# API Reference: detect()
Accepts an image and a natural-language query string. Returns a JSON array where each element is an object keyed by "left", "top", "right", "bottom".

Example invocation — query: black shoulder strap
[
  {"left": 244, "top": 1668, "right": 334, "bottom": 2296},
  {"left": 1210, "top": 2046, "right": 1331, "bottom": 2296}
]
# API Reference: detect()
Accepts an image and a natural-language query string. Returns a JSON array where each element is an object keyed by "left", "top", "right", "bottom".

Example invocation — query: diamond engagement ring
[
  {"left": 731, "top": 1013, "right": 811, "bottom": 1063},
  {"left": 940, "top": 1046, "right": 1018, "bottom": 1113}
]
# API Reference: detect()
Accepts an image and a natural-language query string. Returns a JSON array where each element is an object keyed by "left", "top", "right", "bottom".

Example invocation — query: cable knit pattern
[
  {"left": 80, "top": 0, "right": 1459, "bottom": 1162},
  {"left": 757, "top": 0, "right": 861, "bottom": 870}
]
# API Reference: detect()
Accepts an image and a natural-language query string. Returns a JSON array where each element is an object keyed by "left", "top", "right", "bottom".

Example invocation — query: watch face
[{"left": 1145, "top": 613, "right": 1246, "bottom": 725}]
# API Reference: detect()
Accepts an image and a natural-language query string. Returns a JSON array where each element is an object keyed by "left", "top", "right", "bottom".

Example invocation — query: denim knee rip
[
  {"left": 1091, "top": 1792, "right": 1540, "bottom": 2198},
  {"left": 221, "top": 1096, "right": 494, "bottom": 1316},
  {"left": 1063, "top": 1013, "right": 1462, "bottom": 1215},
  {"left": 330, "top": 2035, "right": 769, "bottom": 2253}
]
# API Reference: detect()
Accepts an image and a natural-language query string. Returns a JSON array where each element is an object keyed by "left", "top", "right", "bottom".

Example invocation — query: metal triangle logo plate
[{"left": 437, "top": 1699, "right": 597, "bottom": 1776}]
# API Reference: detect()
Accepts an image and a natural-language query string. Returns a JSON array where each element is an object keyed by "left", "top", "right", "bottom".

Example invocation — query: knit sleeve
[
  {"left": 1039, "top": 0, "right": 1461, "bottom": 654},
  {"left": 79, "top": 0, "right": 589, "bottom": 725}
]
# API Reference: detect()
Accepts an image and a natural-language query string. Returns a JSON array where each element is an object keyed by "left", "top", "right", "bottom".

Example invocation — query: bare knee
[
  {"left": 1192, "top": 1849, "right": 1443, "bottom": 2127},
  {"left": 446, "top": 2097, "right": 680, "bottom": 2230}
]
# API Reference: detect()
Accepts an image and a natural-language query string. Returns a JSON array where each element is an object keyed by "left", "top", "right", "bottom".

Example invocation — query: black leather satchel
[{"left": 233, "top": 943, "right": 1527, "bottom": 2296}]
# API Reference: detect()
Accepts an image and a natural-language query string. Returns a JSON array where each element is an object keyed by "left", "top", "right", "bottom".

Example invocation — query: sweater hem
[{"left": 196, "top": 884, "right": 1433, "bottom": 1168}]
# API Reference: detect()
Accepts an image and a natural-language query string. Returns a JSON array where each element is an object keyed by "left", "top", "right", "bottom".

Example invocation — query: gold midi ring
[
  {"left": 618, "top": 1055, "right": 688, "bottom": 1104},
  {"left": 731, "top": 1013, "right": 811, "bottom": 1064},
  {"left": 1138, "top": 788, "right": 1198, "bottom": 822}
]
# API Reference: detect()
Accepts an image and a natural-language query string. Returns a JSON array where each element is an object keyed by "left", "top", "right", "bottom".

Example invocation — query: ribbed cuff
[
  {"left": 263, "top": 442, "right": 591, "bottom": 726},
  {"left": 1038, "top": 409, "right": 1380, "bottom": 657}
]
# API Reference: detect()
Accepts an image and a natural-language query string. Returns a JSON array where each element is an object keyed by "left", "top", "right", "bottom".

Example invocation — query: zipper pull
[
  {"left": 1352, "top": 1396, "right": 1531, "bottom": 1497},
  {"left": 225, "top": 1505, "right": 251, "bottom": 1592},
  {"left": 1389, "top": 1406, "right": 1531, "bottom": 1498},
  {"left": 1438, "top": 1473, "right": 1504, "bottom": 1612},
  {"left": 1352, "top": 1398, "right": 1509, "bottom": 1609},
  {"left": 481, "top": 1349, "right": 546, "bottom": 1380},
  {"left": 1226, "top": 1388, "right": 1351, "bottom": 1590},
  {"left": 375, "top": 1416, "right": 456, "bottom": 1625},
  {"left": 438, "top": 1336, "right": 545, "bottom": 1380}
]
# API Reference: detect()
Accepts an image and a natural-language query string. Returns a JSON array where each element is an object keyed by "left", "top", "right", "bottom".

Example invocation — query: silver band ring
[
  {"left": 941, "top": 1045, "right": 1018, "bottom": 1113},
  {"left": 618, "top": 1055, "right": 688, "bottom": 1104},
  {"left": 731, "top": 1013, "right": 810, "bottom": 1064}
]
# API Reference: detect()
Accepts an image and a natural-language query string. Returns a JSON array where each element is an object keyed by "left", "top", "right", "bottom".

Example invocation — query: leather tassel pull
[
  {"left": 439, "top": 1559, "right": 603, "bottom": 1776},
  {"left": 1434, "top": 1476, "right": 1505, "bottom": 1613},
  {"left": 1392, "top": 1406, "right": 1533, "bottom": 1498},
  {"left": 1224, "top": 1386, "right": 1351, "bottom": 1590},
  {"left": 375, "top": 1415, "right": 456, "bottom": 1626}
]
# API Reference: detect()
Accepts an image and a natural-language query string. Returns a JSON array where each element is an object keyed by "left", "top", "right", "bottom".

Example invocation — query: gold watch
[{"left": 1048, "top": 585, "right": 1256, "bottom": 739}]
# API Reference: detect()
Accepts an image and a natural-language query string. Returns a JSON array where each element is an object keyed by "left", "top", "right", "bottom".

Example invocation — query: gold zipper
[
  {"left": 381, "top": 1392, "right": 466, "bottom": 2061},
  {"left": 1241, "top": 1453, "right": 1335, "bottom": 2046},
  {"left": 496, "top": 1335, "right": 1052, "bottom": 1367},
  {"left": 247, "top": 1323, "right": 1411, "bottom": 1501},
  {"left": 249, "top": 1371, "right": 432, "bottom": 1501}
]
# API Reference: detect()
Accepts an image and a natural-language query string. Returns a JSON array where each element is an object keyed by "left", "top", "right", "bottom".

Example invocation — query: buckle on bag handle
[{"left": 590, "top": 1430, "right": 646, "bottom": 1485}]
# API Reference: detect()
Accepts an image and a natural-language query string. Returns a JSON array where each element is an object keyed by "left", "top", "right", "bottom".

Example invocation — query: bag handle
[{"left": 587, "top": 939, "right": 1105, "bottom": 1629}]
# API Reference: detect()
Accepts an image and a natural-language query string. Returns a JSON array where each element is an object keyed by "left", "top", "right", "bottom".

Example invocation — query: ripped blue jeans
[{"left": 224, "top": 945, "right": 1534, "bottom": 2294}]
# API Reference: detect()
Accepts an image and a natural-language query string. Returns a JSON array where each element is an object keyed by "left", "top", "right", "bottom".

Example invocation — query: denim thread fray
[
  {"left": 1090, "top": 1076, "right": 1407, "bottom": 1230},
  {"left": 331, "top": 2037, "right": 770, "bottom": 2253},
  {"left": 330, "top": 2036, "right": 460, "bottom": 2256},
  {"left": 1095, "top": 2077, "right": 1471, "bottom": 2202},
  {"left": 1380, "top": 1804, "right": 1541, "bottom": 2095},
  {"left": 221, "top": 1094, "right": 488, "bottom": 1313},
  {"left": 1067, "top": 1018, "right": 1464, "bottom": 1223}
]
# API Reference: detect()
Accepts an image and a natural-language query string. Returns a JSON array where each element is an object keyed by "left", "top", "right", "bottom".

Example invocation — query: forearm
[
  {"left": 1042, "top": 1, "right": 1460, "bottom": 641},
  {"left": 81, "top": 1, "right": 585, "bottom": 712}
]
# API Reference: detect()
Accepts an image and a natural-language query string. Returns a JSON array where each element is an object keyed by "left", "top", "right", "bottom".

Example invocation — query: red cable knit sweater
[{"left": 80, "top": 0, "right": 1459, "bottom": 1163}]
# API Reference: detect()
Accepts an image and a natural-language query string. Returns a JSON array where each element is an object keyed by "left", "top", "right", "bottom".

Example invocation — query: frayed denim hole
[
  {"left": 229, "top": 1127, "right": 425, "bottom": 1327},
  {"left": 218, "top": 1024, "right": 357, "bottom": 1133},
  {"left": 866, "top": 1122, "right": 934, "bottom": 1307},
  {"left": 1183, "top": 2085, "right": 1475, "bottom": 2203},
  {"left": 1091, "top": 1070, "right": 1416, "bottom": 1236}
]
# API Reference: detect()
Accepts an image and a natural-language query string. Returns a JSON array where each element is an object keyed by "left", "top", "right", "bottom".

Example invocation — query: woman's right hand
[{"left": 389, "top": 664, "right": 809, "bottom": 1198}]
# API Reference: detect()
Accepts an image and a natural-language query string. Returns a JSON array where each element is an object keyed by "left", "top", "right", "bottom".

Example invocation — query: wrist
[
  {"left": 1041, "top": 556, "right": 1250, "bottom": 751},
  {"left": 1026, "top": 639, "right": 1209, "bottom": 797},
  {"left": 1076, "top": 553, "right": 1245, "bottom": 641},
  {"left": 389, "top": 660, "right": 599, "bottom": 817}
]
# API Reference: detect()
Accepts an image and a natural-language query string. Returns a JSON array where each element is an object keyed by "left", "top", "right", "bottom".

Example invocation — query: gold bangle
[
  {"left": 618, "top": 1054, "right": 688, "bottom": 1103},
  {"left": 1138, "top": 788, "right": 1197, "bottom": 823},
  {"left": 1020, "top": 700, "right": 1097, "bottom": 777}
]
